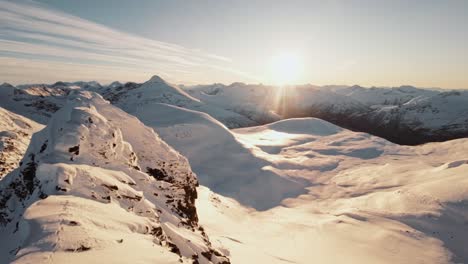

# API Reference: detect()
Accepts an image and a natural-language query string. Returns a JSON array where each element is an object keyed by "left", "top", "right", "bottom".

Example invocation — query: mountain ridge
[{"left": 0, "top": 91, "right": 230, "bottom": 264}]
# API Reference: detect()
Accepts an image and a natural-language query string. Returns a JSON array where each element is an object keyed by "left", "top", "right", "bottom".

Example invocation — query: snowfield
[
  {"left": 0, "top": 77, "right": 467, "bottom": 264},
  {"left": 197, "top": 119, "right": 468, "bottom": 264}
]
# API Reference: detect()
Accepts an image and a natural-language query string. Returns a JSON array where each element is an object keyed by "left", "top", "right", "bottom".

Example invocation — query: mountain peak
[
  {"left": 109, "top": 81, "right": 122, "bottom": 87},
  {"left": 0, "top": 82, "right": 14, "bottom": 88},
  {"left": 147, "top": 75, "right": 167, "bottom": 83}
]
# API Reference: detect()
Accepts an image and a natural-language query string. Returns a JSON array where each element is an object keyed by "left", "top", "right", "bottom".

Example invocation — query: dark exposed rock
[
  {"left": 192, "top": 254, "right": 200, "bottom": 264},
  {"left": 68, "top": 145, "right": 79, "bottom": 155},
  {"left": 121, "top": 194, "right": 142, "bottom": 201},
  {"left": 201, "top": 250, "right": 212, "bottom": 261},
  {"left": 101, "top": 184, "right": 118, "bottom": 191},
  {"left": 20, "top": 154, "right": 38, "bottom": 197},
  {"left": 167, "top": 242, "right": 180, "bottom": 255},
  {"left": 68, "top": 221, "right": 79, "bottom": 226},
  {"left": 65, "top": 245, "right": 91, "bottom": 252},
  {"left": 39, "top": 140, "right": 48, "bottom": 153},
  {"left": 55, "top": 186, "right": 67, "bottom": 192},
  {"left": 146, "top": 167, "right": 173, "bottom": 183}
]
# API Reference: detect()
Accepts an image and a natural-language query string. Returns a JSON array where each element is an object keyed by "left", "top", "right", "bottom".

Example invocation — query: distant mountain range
[
  {"left": 2, "top": 78, "right": 468, "bottom": 145},
  {"left": 186, "top": 83, "right": 468, "bottom": 145}
]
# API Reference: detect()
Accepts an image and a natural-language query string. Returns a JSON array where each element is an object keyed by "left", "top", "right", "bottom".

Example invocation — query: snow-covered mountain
[
  {"left": 5, "top": 77, "right": 468, "bottom": 145},
  {"left": 2, "top": 77, "right": 256, "bottom": 129},
  {"left": 185, "top": 83, "right": 468, "bottom": 145},
  {"left": 0, "top": 82, "right": 84, "bottom": 124},
  {"left": 0, "top": 107, "right": 43, "bottom": 179},
  {"left": 0, "top": 92, "right": 230, "bottom": 264},
  {"left": 99, "top": 76, "right": 258, "bottom": 128}
]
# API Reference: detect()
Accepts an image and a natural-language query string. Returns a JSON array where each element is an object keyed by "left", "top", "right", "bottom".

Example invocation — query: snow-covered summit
[
  {"left": 148, "top": 75, "right": 168, "bottom": 84},
  {"left": 0, "top": 91, "right": 230, "bottom": 264}
]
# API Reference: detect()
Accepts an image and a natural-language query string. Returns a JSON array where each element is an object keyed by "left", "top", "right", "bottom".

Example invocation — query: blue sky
[{"left": 1, "top": 0, "right": 467, "bottom": 88}]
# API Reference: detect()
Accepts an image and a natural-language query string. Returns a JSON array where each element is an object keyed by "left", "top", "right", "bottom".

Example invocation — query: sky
[{"left": 0, "top": 0, "right": 467, "bottom": 88}]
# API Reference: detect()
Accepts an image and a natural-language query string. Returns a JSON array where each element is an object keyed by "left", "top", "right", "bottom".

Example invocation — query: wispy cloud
[{"left": 0, "top": 0, "right": 254, "bottom": 84}]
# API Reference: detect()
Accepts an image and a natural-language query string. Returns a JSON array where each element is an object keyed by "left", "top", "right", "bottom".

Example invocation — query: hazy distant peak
[
  {"left": 228, "top": 82, "right": 246, "bottom": 87},
  {"left": 109, "top": 81, "right": 123, "bottom": 88},
  {"left": 147, "top": 75, "right": 167, "bottom": 83},
  {"left": 0, "top": 82, "right": 15, "bottom": 88},
  {"left": 350, "top": 84, "right": 364, "bottom": 90},
  {"left": 51, "top": 81, "right": 67, "bottom": 87}
]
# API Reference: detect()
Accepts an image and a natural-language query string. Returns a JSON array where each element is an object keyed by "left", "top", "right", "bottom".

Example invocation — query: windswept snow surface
[
  {"left": 0, "top": 92, "right": 230, "bottom": 264},
  {"left": 194, "top": 118, "right": 468, "bottom": 264}
]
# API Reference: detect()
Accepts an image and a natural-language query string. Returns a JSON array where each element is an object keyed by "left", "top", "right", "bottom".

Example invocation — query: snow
[
  {"left": 100, "top": 76, "right": 257, "bottom": 128},
  {"left": 195, "top": 119, "right": 468, "bottom": 263},
  {"left": 185, "top": 83, "right": 468, "bottom": 144},
  {"left": 13, "top": 195, "right": 181, "bottom": 264},
  {"left": 0, "top": 91, "right": 230, "bottom": 264},
  {"left": 124, "top": 102, "right": 307, "bottom": 210},
  {"left": 0, "top": 107, "right": 43, "bottom": 179},
  {"left": 0, "top": 82, "right": 68, "bottom": 124},
  {"left": 6, "top": 76, "right": 468, "bottom": 143},
  {"left": 1, "top": 76, "right": 468, "bottom": 263}
]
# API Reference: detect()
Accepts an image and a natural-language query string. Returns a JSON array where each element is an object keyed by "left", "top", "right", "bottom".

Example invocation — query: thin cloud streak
[{"left": 0, "top": 0, "right": 252, "bottom": 84}]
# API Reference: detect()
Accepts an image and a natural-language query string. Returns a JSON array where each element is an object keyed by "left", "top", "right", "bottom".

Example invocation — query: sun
[{"left": 270, "top": 52, "right": 303, "bottom": 86}]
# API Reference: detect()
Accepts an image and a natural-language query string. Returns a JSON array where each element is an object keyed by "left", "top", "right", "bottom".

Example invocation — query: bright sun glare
[{"left": 270, "top": 53, "right": 303, "bottom": 86}]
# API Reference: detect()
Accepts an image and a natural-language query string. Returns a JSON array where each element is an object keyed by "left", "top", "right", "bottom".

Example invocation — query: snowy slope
[
  {"left": 0, "top": 107, "right": 43, "bottom": 179},
  {"left": 195, "top": 118, "right": 468, "bottom": 264},
  {"left": 0, "top": 91, "right": 230, "bottom": 264},
  {"left": 121, "top": 102, "right": 306, "bottom": 210}
]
